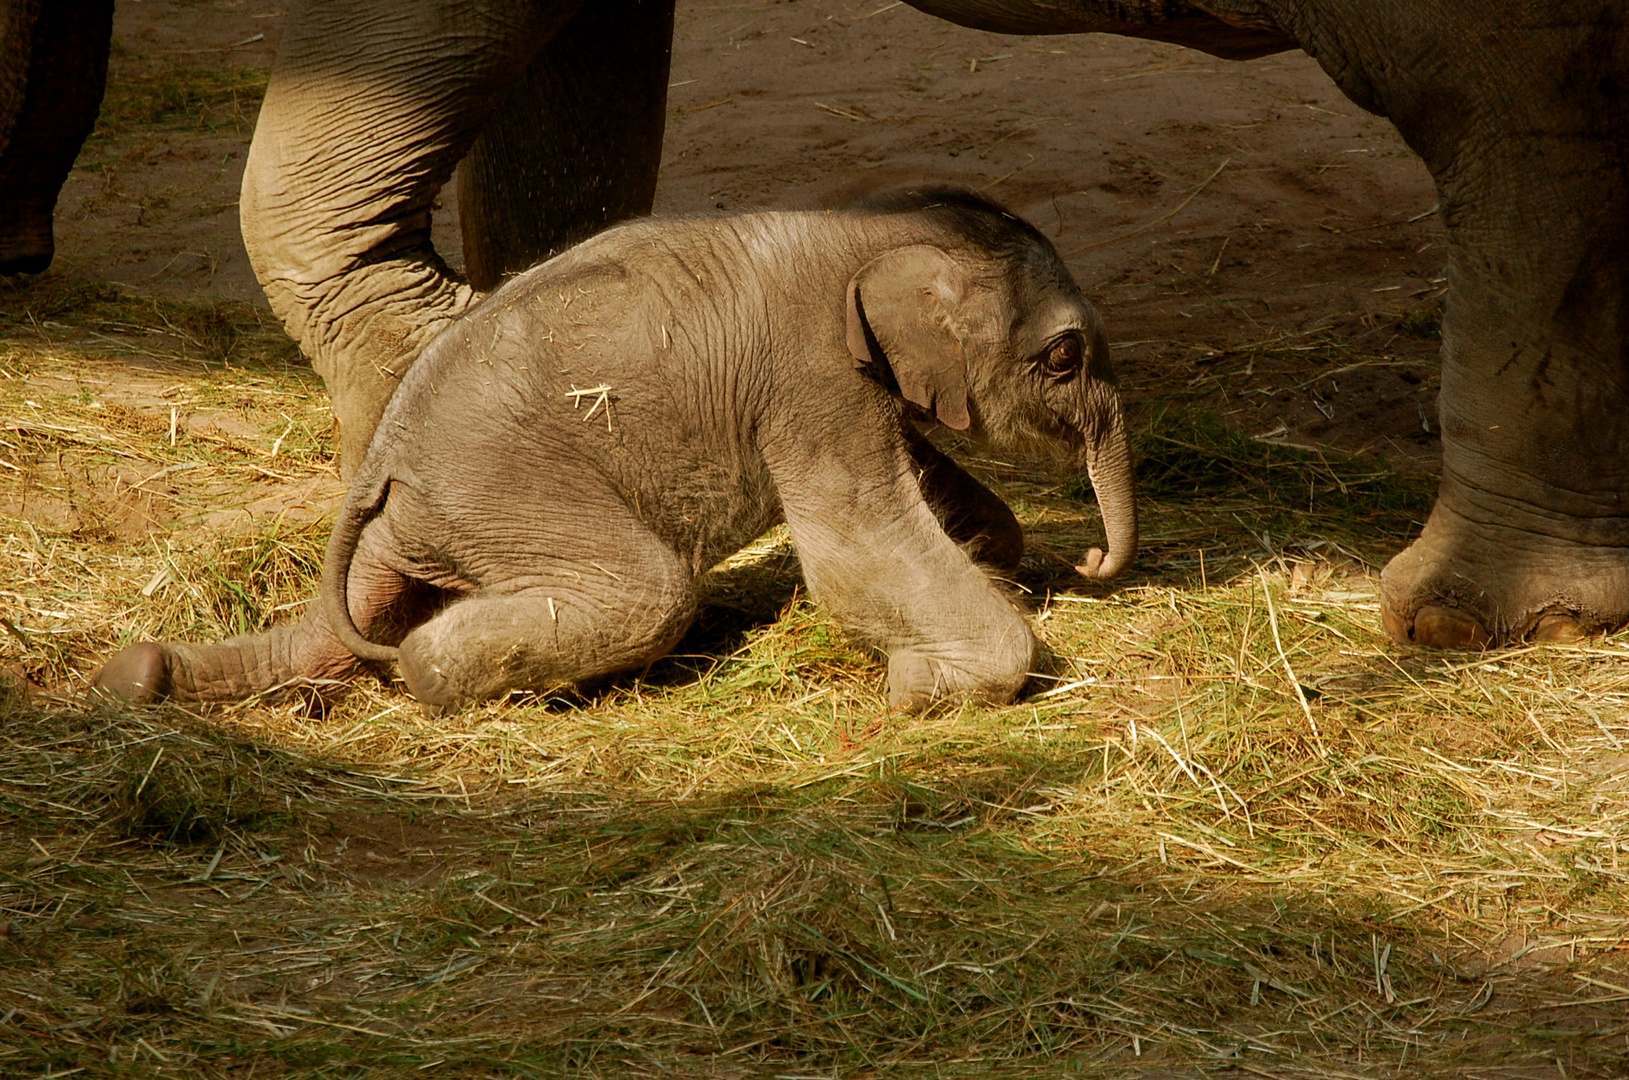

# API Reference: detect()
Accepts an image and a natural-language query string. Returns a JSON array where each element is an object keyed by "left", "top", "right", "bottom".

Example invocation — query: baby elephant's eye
[{"left": 1045, "top": 335, "right": 1083, "bottom": 376}]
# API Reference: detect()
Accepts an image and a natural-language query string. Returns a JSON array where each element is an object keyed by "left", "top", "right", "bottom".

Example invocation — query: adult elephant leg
[
  {"left": 240, "top": 0, "right": 583, "bottom": 475},
  {"left": 458, "top": 0, "right": 675, "bottom": 289},
  {"left": 1307, "top": 7, "right": 1629, "bottom": 647},
  {"left": 0, "top": 0, "right": 114, "bottom": 275},
  {"left": 1379, "top": 156, "right": 1629, "bottom": 646}
]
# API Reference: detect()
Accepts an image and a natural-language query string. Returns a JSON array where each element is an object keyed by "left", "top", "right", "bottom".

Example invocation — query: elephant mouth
[{"left": 972, "top": 404, "right": 1087, "bottom": 464}]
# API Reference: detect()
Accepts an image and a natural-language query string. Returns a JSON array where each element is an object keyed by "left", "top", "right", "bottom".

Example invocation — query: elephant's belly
[
  {"left": 383, "top": 428, "right": 781, "bottom": 589},
  {"left": 636, "top": 455, "right": 783, "bottom": 576}
]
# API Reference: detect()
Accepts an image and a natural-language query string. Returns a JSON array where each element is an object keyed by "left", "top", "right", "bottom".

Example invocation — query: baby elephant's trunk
[{"left": 1074, "top": 386, "right": 1138, "bottom": 581}]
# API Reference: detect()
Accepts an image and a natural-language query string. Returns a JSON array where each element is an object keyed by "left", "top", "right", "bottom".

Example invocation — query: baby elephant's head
[{"left": 845, "top": 190, "right": 1137, "bottom": 579}]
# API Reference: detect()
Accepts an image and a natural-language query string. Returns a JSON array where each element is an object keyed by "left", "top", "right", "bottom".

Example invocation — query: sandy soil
[{"left": 44, "top": 0, "right": 1446, "bottom": 472}]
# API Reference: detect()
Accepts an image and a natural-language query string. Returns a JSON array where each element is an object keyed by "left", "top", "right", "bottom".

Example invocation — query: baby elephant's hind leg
[
  {"left": 396, "top": 545, "right": 695, "bottom": 712},
  {"left": 93, "top": 516, "right": 426, "bottom": 704}
]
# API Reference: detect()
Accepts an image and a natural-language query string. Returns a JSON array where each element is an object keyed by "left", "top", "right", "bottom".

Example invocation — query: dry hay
[{"left": 2, "top": 283, "right": 1628, "bottom": 1078}]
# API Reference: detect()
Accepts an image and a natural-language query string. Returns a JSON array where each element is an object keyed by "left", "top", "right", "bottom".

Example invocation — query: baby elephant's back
[
  {"left": 381, "top": 252, "right": 657, "bottom": 472},
  {"left": 364, "top": 229, "right": 780, "bottom": 574}
]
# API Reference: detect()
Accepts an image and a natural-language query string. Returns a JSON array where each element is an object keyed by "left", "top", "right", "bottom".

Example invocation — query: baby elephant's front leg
[
  {"left": 907, "top": 428, "right": 1024, "bottom": 575},
  {"left": 885, "top": 624, "right": 1039, "bottom": 712},
  {"left": 397, "top": 578, "right": 695, "bottom": 712},
  {"left": 776, "top": 434, "right": 1040, "bottom": 711}
]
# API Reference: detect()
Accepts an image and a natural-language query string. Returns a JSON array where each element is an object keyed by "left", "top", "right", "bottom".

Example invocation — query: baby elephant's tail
[
  {"left": 93, "top": 471, "right": 403, "bottom": 705},
  {"left": 319, "top": 471, "right": 400, "bottom": 664}
]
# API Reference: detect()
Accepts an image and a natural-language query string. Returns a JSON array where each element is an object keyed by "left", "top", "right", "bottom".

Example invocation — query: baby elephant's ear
[{"left": 846, "top": 244, "right": 972, "bottom": 431}]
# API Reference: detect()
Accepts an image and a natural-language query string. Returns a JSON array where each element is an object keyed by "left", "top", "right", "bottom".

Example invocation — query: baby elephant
[{"left": 95, "top": 189, "right": 1137, "bottom": 713}]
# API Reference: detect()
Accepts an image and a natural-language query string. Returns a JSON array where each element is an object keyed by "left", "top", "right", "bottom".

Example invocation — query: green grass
[
  {"left": 93, "top": 57, "right": 269, "bottom": 137},
  {"left": 1399, "top": 305, "right": 1444, "bottom": 342}
]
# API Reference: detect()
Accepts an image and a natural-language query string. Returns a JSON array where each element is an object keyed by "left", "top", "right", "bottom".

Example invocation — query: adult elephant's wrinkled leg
[
  {"left": 240, "top": 0, "right": 583, "bottom": 475},
  {"left": 1375, "top": 17, "right": 1629, "bottom": 648},
  {"left": 1379, "top": 224, "right": 1629, "bottom": 647},
  {"left": 458, "top": 0, "right": 675, "bottom": 289},
  {"left": 0, "top": 0, "right": 113, "bottom": 276}
]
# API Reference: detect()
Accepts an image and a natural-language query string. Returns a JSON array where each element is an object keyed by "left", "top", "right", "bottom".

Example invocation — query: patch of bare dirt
[{"left": 2, "top": 351, "right": 338, "bottom": 534}]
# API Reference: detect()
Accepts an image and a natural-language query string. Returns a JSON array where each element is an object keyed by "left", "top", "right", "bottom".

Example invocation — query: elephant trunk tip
[{"left": 1075, "top": 545, "right": 1133, "bottom": 581}]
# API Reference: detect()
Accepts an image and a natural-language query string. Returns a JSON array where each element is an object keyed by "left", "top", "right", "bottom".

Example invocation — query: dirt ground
[{"left": 43, "top": 0, "right": 1446, "bottom": 476}]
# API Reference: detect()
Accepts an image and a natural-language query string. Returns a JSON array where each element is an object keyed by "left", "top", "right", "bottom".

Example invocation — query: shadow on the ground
[{"left": 0, "top": 695, "right": 1620, "bottom": 1078}]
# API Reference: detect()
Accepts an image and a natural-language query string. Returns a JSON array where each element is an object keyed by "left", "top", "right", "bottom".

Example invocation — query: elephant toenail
[
  {"left": 1412, "top": 605, "right": 1492, "bottom": 650},
  {"left": 1532, "top": 613, "right": 1587, "bottom": 643},
  {"left": 1380, "top": 600, "right": 1409, "bottom": 643}
]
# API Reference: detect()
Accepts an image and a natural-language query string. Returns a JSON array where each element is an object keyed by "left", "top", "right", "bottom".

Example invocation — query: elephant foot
[
  {"left": 0, "top": 249, "right": 52, "bottom": 277},
  {"left": 0, "top": 231, "right": 54, "bottom": 276},
  {"left": 885, "top": 637, "right": 1037, "bottom": 713},
  {"left": 0, "top": 207, "right": 57, "bottom": 276},
  {"left": 396, "top": 634, "right": 468, "bottom": 716},
  {"left": 92, "top": 642, "right": 173, "bottom": 704},
  {"left": 1379, "top": 503, "right": 1629, "bottom": 648}
]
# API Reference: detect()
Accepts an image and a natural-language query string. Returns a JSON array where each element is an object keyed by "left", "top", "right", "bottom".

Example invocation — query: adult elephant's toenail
[
  {"left": 1532, "top": 612, "right": 1587, "bottom": 643},
  {"left": 1412, "top": 605, "right": 1492, "bottom": 650},
  {"left": 1380, "top": 600, "right": 1410, "bottom": 644}
]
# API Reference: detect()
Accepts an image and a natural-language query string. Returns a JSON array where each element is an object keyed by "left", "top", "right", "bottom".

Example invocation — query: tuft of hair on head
[{"left": 853, "top": 186, "right": 1059, "bottom": 260}]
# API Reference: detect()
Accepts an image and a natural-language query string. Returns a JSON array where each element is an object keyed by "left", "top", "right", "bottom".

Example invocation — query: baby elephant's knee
[
  {"left": 396, "top": 604, "right": 552, "bottom": 713},
  {"left": 885, "top": 623, "right": 1040, "bottom": 713}
]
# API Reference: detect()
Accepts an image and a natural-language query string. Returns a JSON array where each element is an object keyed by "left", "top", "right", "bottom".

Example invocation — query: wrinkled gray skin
[
  {"left": 93, "top": 193, "right": 1138, "bottom": 713},
  {"left": 896, "top": 3, "right": 1629, "bottom": 655},
  {"left": 9, "top": 0, "right": 1626, "bottom": 653}
]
